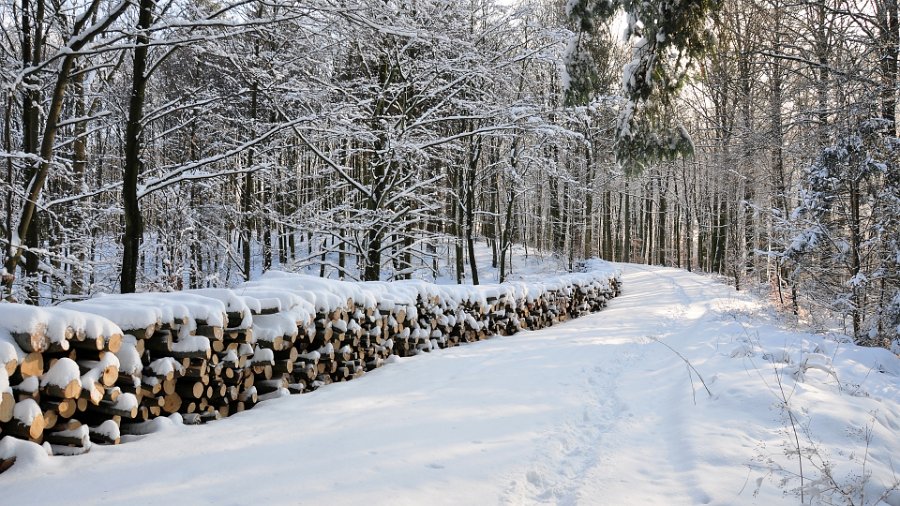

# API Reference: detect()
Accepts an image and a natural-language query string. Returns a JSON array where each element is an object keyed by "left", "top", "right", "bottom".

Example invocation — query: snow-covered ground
[{"left": 3, "top": 264, "right": 899, "bottom": 505}]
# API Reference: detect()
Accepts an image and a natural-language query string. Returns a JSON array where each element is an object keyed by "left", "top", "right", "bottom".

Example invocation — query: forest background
[{"left": 1, "top": 0, "right": 898, "bottom": 349}]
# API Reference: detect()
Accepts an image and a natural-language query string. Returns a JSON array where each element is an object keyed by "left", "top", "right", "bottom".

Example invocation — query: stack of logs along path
[{"left": 0, "top": 269, "right": 620, "bottom": 472}]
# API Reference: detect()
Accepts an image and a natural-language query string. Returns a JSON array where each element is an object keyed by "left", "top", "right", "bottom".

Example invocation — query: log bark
[{"left": 42, "top": 378, "right": 82, "bottom": 400}]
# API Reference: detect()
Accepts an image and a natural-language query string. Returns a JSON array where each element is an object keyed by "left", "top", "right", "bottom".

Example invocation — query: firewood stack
[
  {"left": 0, "top": 304, "right": 128, "bottom": 457},
  {"left": 0, "top": 268, "right": 620, "bottom": 470}
]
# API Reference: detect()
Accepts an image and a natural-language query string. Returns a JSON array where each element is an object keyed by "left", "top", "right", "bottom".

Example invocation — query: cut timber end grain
[
  {"left": 196, "top": 325, "right": 224, "bottom": 341},
  {"left": 0, "top": 390, "right": 14, "bottom": 422},
  {"left": 163, "top": 377, "right": 176, "bottom": 396},
  {"left": 103, "top": 387, "right": 122, "bottom": 403},
  {"left": 19, "top": 352, "right": 44, "bottom": 378},
  {"left": 42, "top": 409, "right": 58, "bottom": 429},
  {"left": 46, "top": 398, "right": 77, "bottom": 419},
  {"left": 2, "top": 356, "right": 16, "bottom": 377},
  {"left": 162, "top": 392, "right": 182, "bottom": 413},
  {"left": 6, "top": 399, "right": 45, "bottom": 441},
  {"left": 12, "top": 323, "right": 50, "bottom": 353},
  {"left": 100, "top": 365, "right": 119, "bottom": 387},
  {"left": 175, "top": 381, "right": 206, "bottom": 399},
  {"left": 79, "top": 380, "right": 104, "bottom": 406},
  {"left": 44, "top": 379, "right": 82, "bottom": 401},
  {"left": 105, "top": 333, "right": 123, "bottom": 353},
  {"left": 125, "top": 322, "right": 158, "bottom": 341},
  {"left": 1, "top": 417, "right": 44, "bottom": 441}
]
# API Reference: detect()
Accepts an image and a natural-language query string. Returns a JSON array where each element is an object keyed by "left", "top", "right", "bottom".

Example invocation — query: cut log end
[{"left": 0, "top": 391, "right": 14, "bottom": 423}]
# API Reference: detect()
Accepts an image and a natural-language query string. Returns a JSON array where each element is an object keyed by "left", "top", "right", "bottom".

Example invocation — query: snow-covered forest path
[
  {"left": 500, "top": 264, "right": 742, "bottom": 505},
  {"left": 4, "top": 265, "right": 899, "bottom": 505}
]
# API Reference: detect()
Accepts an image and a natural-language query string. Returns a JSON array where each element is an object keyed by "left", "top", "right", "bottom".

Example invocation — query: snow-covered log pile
[{"left": 0, "top": 267, "right": 619, "bottom": 469}]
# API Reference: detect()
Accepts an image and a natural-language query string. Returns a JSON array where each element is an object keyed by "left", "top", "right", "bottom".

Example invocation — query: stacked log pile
[
  {"left": 0, "top": 304, "right": 128, "bottom": 456},
  {"left": 0, "top": 268, "right": 620, "bottom": 471}
]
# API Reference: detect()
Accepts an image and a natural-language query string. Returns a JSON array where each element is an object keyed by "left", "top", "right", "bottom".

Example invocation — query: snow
[
  {"left": 80, "top": 293, "right": 224, "bottom": 333},
  {"left": 52, "top": 425, "right": 90, "bottom": 447},
  {"left": 0, "top": 436, "right": 49, "bottom": 470},
  {"left": 252, "top": 311, "right": 303, "bottom": 342},
  {"left": 240, "top": 268, "right": 618, "bottom": 327},
  {"left": 185, "top": 288, "right": 253, "bottom": 329},
  {"left": 15, "top": 376, "right": 38, "bottom": 395},
  {"left": 121, "top": 414, "right": 184, "bottom": 438},
  {"left": 0, "top": 304, "right": 123, "bottom": 353},
  {"left": 112, "top": 394, "right": 138, "bottom": 414},
  {"left": 0, "top": 304, "right": 70, "bottom": 351},
  {"left": 0, "top": 304, "right": 47, "bottom": 336},
  {"left": 39, "top": 358, "right": 81, "bottom": 389},
  {"left": 171, "top": 335, "right": 211, "bottom": 355},
  {"left": 93, "top": 420, "right": 121, "bottom": 440},
  {"left": 63, "top": 298, "right": 162, "bottom": 332},
  {"left": 0, "top": 264, "right": 894, "bottom": 503},
  {"left": 233, "top": 285, "right": 304, "bottom": 315},
  {"left": 95, "top": 352, "right": 120, "bottom": 372},
  {"left": 0, "top": 335, "right": 18, "bottom": 366},
  {"left": 220, "top": 349, "right": 239, "bottom": 365},
  {"left": 80, "top": 374, "right": 102, "bottom": 402},
  {"left": 43, "top": 306, "right": 123, "bottom": 342},
  {"left": 249, "top": 347, "right": 274, "bottom": 366},
  {"left": 148, "top": 357, "right": 183, "bottom": 378},
  {"left": 12, "top": 398, "right": 41, "bottom": 424},
  {"left": 115, "top": 337, "right": 144, "bottom": 376},
  {"left": 140, "top": 292, "right": 227, "bottom": 328}
]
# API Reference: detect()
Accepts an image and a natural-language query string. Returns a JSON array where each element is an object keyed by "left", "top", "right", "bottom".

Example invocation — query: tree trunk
[
  {"left": 121, "top": 0, "right": 154, "bottom": 294},
  {"left": 465, "top": 134, "right": 480, "bottom": 285},
  {"left": 657, "top": 168, "right": 669, "bottom": 266},
  {"left": 602, "top": 187, "right": 613, "bottom": 261},
  {"left": 849, "top": 179, "right": 863, "bottom": 340},
  {"left": 70, "top": 67, "right": 88, "bottom": 296},
  {"left": 4, "top": 0, "right": 126, "bottom": 293},
  {"left": 623, "top": 186, "right": 631, "bottom": 263},
  {"left": 21, "top": 0, "right": 44, "bottom": 301},
  {"left": 879, "top": 0, "right": 899, "bottom": 129}
]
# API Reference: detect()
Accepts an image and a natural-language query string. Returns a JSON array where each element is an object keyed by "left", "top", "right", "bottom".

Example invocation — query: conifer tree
[{"left": 565, "top": 0, "right": 720, "bottom": 172}]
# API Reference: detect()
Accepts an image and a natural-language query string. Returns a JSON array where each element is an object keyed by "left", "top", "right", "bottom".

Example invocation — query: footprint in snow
[{"left": 526, "top": 470, "right": 544, "bottom": 486}]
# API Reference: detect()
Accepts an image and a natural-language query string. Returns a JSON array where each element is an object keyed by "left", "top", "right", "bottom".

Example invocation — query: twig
[
  {"left": 648, "top": 336, "right": 713, "bottom": 400},
  {"left": 773, "top": 363, "right": 805, "bottom": 504}
]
